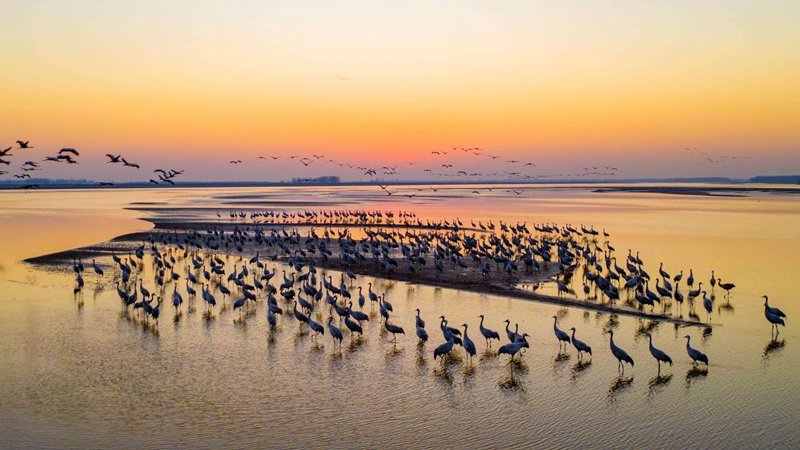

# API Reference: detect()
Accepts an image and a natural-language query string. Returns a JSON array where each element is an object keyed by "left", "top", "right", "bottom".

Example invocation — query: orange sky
[{"left": 1, "top": 1, "right": 798, "bottom": 181}]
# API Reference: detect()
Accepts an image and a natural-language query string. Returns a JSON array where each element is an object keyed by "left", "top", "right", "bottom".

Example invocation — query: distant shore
[
  {"left": 592, "top": 185, "right": 800, "bottom": 196},
  {"left": 2, "top": 178, "right": 799, "bottom": 194}
]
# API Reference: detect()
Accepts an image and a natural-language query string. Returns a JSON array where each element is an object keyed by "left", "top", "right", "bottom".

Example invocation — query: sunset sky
[{"left": 1, "top": 1, "right": 798, "bottom": 182}]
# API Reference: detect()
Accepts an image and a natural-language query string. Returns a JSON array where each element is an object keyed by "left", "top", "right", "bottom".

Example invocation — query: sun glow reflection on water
[{"left": 0, "top": 185, "right": 798, "bottom": 448}]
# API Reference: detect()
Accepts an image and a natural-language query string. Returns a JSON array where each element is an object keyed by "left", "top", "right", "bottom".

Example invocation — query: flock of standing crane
[{"left": 68, "top": 208, "right": 786, "bottom": 379}]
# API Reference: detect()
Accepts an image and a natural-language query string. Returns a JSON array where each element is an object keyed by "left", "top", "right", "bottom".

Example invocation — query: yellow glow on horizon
[{"left": 1, "top": 1, "right": 799, "bottom": 175}]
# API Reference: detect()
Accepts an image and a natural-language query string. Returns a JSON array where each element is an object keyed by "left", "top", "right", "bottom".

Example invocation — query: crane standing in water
[
  {"left": 569, "top": 327, "right": 592, "bottom": 361},
  {"left": 552, "top": 315, "right": 571, "bottom": 352},
  {"left": 762, "top": 295, "right": 786, "bottom": 335},
  {"left": 607, "top": 330, "right": 634, "bottom": 373},
  {"left": 646, "top": 333, "right": 673, "bottom": 374},
  {"left": 684, "top": 335, "right": 708, "bottom": 366}
]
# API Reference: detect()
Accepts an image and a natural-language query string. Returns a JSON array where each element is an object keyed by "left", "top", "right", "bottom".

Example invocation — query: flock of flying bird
[
  {"left": 240, "top": 146, "right": 621, "bottom": 183},
  {"left": 0, "top": 141, "right": 83, "bottom": 188},
  {"left": 0, "top": 140, "right": 186, "bottom": 188},
  {"left": 2, "top": 139, "right": 758, "bottom": 190},
  {"left": 66, "top": 208, "right": 787, "bottom": 380}
]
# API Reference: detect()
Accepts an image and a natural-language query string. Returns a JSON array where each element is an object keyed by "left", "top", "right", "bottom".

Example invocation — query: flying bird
[
  {"left": 122, "top": 158, "right": 140, "bottom": 169},
  {"left": 16, "top": 141, "right": 32, "bottom": 149}
]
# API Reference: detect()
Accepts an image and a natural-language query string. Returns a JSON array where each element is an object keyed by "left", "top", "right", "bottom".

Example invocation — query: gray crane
[
  {"left": 552, "top": 315, "right": 571, "bottom": 352},
  {"left": 684, "top": 335, "right": 708, "bottom": 366},
  {"left": 478, "top": 315, "right": 500, "bottom": 347},
  {"left": 646, "top": 333, "right": 673, "bottom": 374},
  {"left": 462, "top": 324, "right": 477, "bottom": 363},
  {"left": 607, "top": 330, "right": 634, "bottom": 373},
  {"left": 570, "top": 327, "right": 592, "bottom": 360}
]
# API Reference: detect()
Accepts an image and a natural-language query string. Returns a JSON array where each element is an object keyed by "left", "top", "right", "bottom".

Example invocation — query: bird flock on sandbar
[{"left": 65, "top": 208, "right": 786, "bottom": 384}]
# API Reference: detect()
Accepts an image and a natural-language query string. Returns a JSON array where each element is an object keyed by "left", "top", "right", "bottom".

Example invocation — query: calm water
[{"left": 1, "top": 185, "right": 798, "bottom": 449}]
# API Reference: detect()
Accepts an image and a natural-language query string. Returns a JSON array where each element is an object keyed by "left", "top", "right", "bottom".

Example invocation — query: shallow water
[{"left": 1, "top": 184, "right": 798, "bottom": 449}]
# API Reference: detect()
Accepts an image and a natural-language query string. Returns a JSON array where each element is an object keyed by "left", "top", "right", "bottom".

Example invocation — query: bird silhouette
[
  {"left": 498, "top": 334, "right": 529, "bottom": 362},
  {"left": 434, "top": 335, "right": 455, "bottom": 361},
  {"left": 762, "top": 295, "right": 786, "bottom": 319},
  {"left": 478, "top": 315, "right": 500, "bottom": 347},
  {"left": 384, "top": 318, "right": 405, "bottom": 342},
  {"left": 462, "top": 324, "right": 477, "bottom": 363},
  {"left": 684, "top": 335, "right": 708, "bottom": 366},
  {"left": 552, "top": 316, "right": 571, "bottom": 352},
  {"left": 569, "top": 327, "right": 592, "bottom": 360},
  {"left": 607, "top": 330, "right": 634, "bottom": 372},
  {"left": 646, "top": 333, "right": 673, "bottom": 374}
]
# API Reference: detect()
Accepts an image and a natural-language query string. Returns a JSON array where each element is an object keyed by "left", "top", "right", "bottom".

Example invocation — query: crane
[
  {"left": 552, "top": 315, "right": 571, "bottom": 352},
  {"left": 607, "top": 330, "right": 634, "bottom": 373},
  {"left": 569, "top": 327, "right": 592, "bottom": 361},
  {"left": 684, "top": 335, "right": 708, "bottom": 366},
  {"left": 646, "top": 333, "right": 673, "bottom": 374},
  {"left": 478, "top": 315, "right": 500, "bottom": 347}
]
